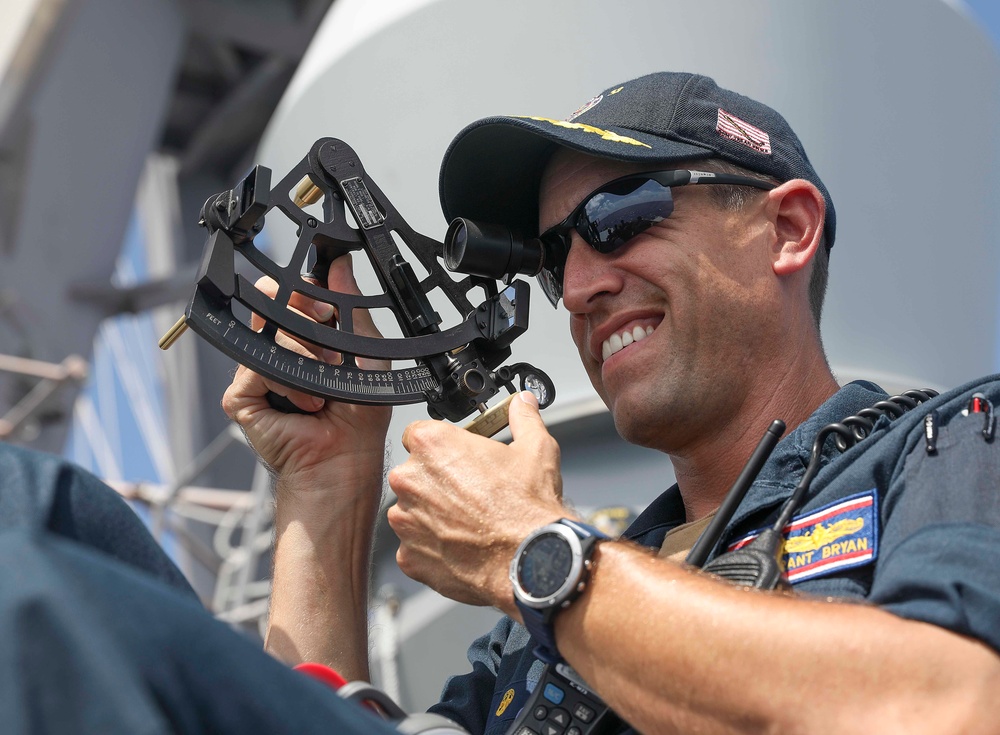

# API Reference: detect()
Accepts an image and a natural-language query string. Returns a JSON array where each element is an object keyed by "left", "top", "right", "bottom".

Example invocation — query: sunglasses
[{"left": 535, "top": 169, "right": 777, "bottom": 306}]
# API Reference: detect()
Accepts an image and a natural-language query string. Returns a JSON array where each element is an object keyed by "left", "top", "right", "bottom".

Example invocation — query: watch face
[{"left": 517, "top": 532, "right": 574, "bottom": 599}]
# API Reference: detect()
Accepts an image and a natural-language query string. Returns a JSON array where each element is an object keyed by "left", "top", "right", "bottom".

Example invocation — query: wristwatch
[{"left": 510, "top": 518, "right": 609, "bottom": 663}]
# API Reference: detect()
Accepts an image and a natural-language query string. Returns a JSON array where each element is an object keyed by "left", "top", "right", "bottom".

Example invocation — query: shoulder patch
[{"left": 728, "top": 490, "right": 878, "bottom": 583}]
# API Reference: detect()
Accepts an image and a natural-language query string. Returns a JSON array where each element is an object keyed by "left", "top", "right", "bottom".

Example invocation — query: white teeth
[{"left": 602, "top": 324, "right": 655, "bottom": 361}]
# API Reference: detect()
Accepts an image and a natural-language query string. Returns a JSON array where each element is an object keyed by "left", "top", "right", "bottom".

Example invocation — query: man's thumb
[{"left": 508, "top": 390, "right": 545, "bottom": 440}]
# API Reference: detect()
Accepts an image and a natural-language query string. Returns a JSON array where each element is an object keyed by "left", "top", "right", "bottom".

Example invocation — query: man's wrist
[
  {"left": 274, "top": 456, "right": 385, "bottom": 546},
  {"left": 510, "top": 519, "right": 610, "bottom": 662},
  {"left": 276, "top": 448, "right": 386, "bottom": 499}
]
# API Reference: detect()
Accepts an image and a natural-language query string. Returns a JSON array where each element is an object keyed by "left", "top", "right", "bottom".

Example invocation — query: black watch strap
[
  {"left": 520, "top": 604, "right": 563, "bottom": 664},
  {"left": 514, "top": 519, "right": 608, "bottom": 664}
]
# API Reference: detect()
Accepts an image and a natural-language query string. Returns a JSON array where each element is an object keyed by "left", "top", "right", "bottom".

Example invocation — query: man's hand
[
  {"left": 387, "top": 391, "right": 568, "bottom": 615},
  {"left": 222, "top": 253, "right": 391, "bottom": 488}
]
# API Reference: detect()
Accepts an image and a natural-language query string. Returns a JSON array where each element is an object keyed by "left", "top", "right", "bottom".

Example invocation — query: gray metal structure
[
  {"left": 0, "top": 0, "right": 332, "bottom": 458},
  {"left": 0, "top": 0, "right": 336, "bottom": 618}
]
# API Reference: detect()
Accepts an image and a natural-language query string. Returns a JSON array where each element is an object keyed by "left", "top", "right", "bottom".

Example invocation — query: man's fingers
[
  {"left": 324, "top": 254, "right": 383, "bottom": 341},
  {"left": 270, "top": 325, "right": 343, "bottom": 365},
  {"left": 264, "top": 330, "right": 329, "bottom": 411},
  {"left": 265, "top": 386, "right": 325, "bottom": 413},
  {"left": 247, "top": 278, "right": 333, "bottom": 343},
  {"left": 322, "top": 253, "right": 390, "bottom": 371},
  {"left": 226, "top": 362, "right": 324, "bottom": 414},
  {"left": 249, "top": 276, "right": 278, "bottom": 332},
  {"left": 249, "top": 254, "right": 383, "bottom": 342},
  {"left": 245, "top": 253, "right": 386, "bottom": 372},
  {"left": 399, "top": 420, "right": 423, "bottom": 454},
  {"left": 288, "top": 285, "right": 337, "bottom": 325},
  {"left": 225, "top": 330, "right": 329, "bottom": 414},
  {"left": 508, "top": 391, "right": 550, "bottom": 444}
]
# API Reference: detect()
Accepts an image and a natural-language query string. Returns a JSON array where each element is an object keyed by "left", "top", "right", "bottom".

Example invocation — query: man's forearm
[
  {"left": 265, "top": 466, "right": 384, "bottom": 682},
  {"left": 553, "top": 541, "right": 1000, "bottom": 734}
]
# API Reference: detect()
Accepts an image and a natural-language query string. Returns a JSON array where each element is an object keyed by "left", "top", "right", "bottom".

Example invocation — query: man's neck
[{"left": 670, "top": 352, "right": 839, "bottom": 522}]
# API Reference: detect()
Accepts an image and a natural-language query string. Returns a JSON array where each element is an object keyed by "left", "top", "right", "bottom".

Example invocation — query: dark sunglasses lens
[
  {"left": 538, "top": 268, "right": 562, "bottom": 307},
  {"left": 580, "top": 178, "right": 674, "bottom": 252},
  {"left": 536, "top": 232, "right": 568, "bottom": 306}
]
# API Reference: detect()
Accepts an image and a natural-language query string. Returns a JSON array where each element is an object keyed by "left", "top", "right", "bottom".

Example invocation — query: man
[
  {"left": 224, "top": 72, "right": 1000, "bottom": 733},
  {"left": 4, "top": 71, "right": 998, "bottom": 734}
]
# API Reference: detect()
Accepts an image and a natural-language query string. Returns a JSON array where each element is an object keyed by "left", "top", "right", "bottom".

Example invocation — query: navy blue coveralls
[{"left": 429, "top": 376, "right": 1000, "bottom": 735}]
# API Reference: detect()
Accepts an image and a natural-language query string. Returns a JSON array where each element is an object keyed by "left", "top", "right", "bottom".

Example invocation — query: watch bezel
[{"left": 509, "top": 522, "right": 588, "bottom": 611}]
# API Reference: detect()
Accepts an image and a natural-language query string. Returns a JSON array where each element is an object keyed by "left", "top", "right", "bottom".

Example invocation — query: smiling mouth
[{"left": 602, "top": 324, "right": 655, "bottom": 362}]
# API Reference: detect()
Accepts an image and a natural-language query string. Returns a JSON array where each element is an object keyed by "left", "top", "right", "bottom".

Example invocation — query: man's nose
[{"left": 560, "top": 237, "right": 623, "bottom": 312}]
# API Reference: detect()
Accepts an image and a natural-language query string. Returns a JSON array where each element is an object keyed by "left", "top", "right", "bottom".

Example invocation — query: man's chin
[{"left": 609, "top": 400, "right": 664, "bottom": 450}]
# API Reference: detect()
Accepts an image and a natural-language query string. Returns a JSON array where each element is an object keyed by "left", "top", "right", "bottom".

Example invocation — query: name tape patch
[{"left": 728, "top": 490, "right": 878, "bottom": 584}]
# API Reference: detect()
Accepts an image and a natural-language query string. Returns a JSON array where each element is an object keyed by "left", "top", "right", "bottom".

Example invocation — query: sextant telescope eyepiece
[{"left": 443, "top": 218, "right": 545, "bottom": 282}]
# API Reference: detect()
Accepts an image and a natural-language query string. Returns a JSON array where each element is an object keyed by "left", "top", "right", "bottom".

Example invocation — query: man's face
[{"left": 538, "top": 150, "right": 778, "bottom": 451}]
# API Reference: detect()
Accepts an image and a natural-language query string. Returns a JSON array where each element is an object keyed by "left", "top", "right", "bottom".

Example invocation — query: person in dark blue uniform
[
  {"left": 5, "top": 71, "right": 999, "bottom": 733},
  {"left": 225, "top": 72, "right": 1000, "bottom": 733},
  {"left": 395, "top": 73, "right": 1000, "bottom": 734},
  {"left": 0, "top": 441, "right": 402, "bottom": 734}
]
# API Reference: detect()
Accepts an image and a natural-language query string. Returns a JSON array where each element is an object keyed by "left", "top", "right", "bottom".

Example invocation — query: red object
[
  {"left": 971, "top": 395, "right": 988, "bottom": 414},
  {"left": 294, "top": 662, "right": 348, "bottom": 690}
]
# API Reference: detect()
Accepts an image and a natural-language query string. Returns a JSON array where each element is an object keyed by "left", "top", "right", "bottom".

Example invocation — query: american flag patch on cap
[{"left": 717, "top": 108, "right": 772, "bottom": 155}]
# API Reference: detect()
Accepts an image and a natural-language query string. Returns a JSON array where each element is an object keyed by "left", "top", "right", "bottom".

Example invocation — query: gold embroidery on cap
[{"left": 516, "top": 116, "right": 651, "bottom": 148}]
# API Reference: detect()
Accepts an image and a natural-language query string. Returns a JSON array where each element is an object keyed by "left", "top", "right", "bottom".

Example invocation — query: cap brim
[{"left": 439, "top": 115, "right": 714, "bottom": 237}]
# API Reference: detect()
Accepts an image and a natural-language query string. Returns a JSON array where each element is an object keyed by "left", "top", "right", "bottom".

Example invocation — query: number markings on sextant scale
[{"left": 217, "top": 317, "right": 436, "bottom": 397}]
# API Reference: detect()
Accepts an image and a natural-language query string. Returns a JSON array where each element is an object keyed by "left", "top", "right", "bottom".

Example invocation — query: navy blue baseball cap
[{"left": 439, "top": 71, "right": 835, "bottom": 250}]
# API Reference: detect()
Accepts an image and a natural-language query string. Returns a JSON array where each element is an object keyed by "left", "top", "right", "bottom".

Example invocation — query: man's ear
[{"left": 768, "top": 179, "right": 825, "bottom": 277}]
